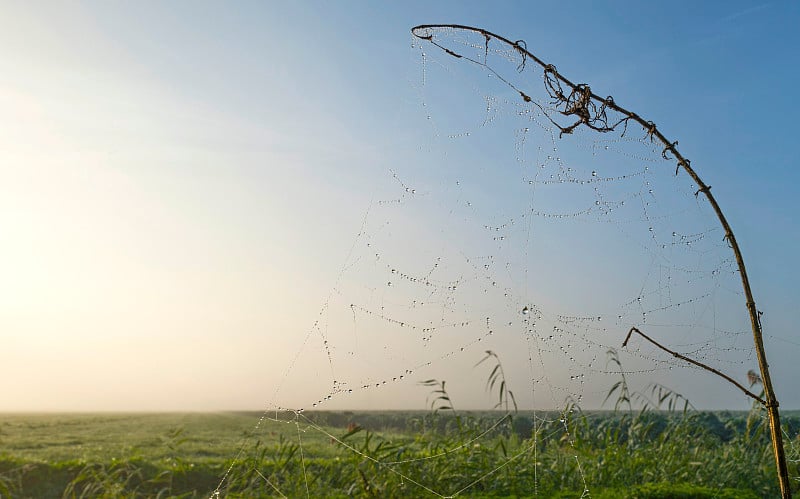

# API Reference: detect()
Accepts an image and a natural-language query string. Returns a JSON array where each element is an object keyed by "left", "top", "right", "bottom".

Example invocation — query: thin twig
[{"left": 623, "top": 327, "right": 765, "bottom": 405}]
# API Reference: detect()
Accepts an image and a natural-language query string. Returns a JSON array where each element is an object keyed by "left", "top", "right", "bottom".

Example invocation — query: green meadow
[{"left": 1, "top": 408, "right": 799, "bottom": 498}]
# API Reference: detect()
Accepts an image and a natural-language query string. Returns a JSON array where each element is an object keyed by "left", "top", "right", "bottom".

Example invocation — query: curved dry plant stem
[
  {"left": 623, "top": 327, "right": 766, "bottom": 405},
  {"left": 412, "top": 24, "right": 790, "bottom": 498}
]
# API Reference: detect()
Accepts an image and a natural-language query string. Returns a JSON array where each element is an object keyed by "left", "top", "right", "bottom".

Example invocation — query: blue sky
[{"left": 1, "top": 1, "right": 798, "bottom": 411}]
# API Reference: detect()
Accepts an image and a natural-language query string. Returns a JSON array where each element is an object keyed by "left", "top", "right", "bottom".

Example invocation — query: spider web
[{"left": 209, "top": 26, "right": 759, "bottom": 498}]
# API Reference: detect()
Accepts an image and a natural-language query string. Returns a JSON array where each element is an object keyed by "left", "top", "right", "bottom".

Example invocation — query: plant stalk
[{"left": 412, "top": 24, "right": 791, "bottom": 498}]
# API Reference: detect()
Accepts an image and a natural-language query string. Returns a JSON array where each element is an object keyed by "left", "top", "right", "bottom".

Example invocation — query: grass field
[{"left": 1, "top": 407, "right": 799, "bottom": 498}]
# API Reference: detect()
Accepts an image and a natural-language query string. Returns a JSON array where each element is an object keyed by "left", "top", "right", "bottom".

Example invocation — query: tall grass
[{"left": 1, "top": 360, "right": 797, "bottom": 497}]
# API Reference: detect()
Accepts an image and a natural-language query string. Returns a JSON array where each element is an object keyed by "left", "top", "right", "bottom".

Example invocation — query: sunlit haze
[{"left": 2, "top": 1, "right": 798, "bottom": 412}]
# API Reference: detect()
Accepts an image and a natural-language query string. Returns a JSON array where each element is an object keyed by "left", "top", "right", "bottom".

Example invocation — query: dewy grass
[
  {"left": 4, "top": 354, "right": 794, "bottom": 496},
  {"left": 1, "top": 392, "right": 798, "bottom": 496}
]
